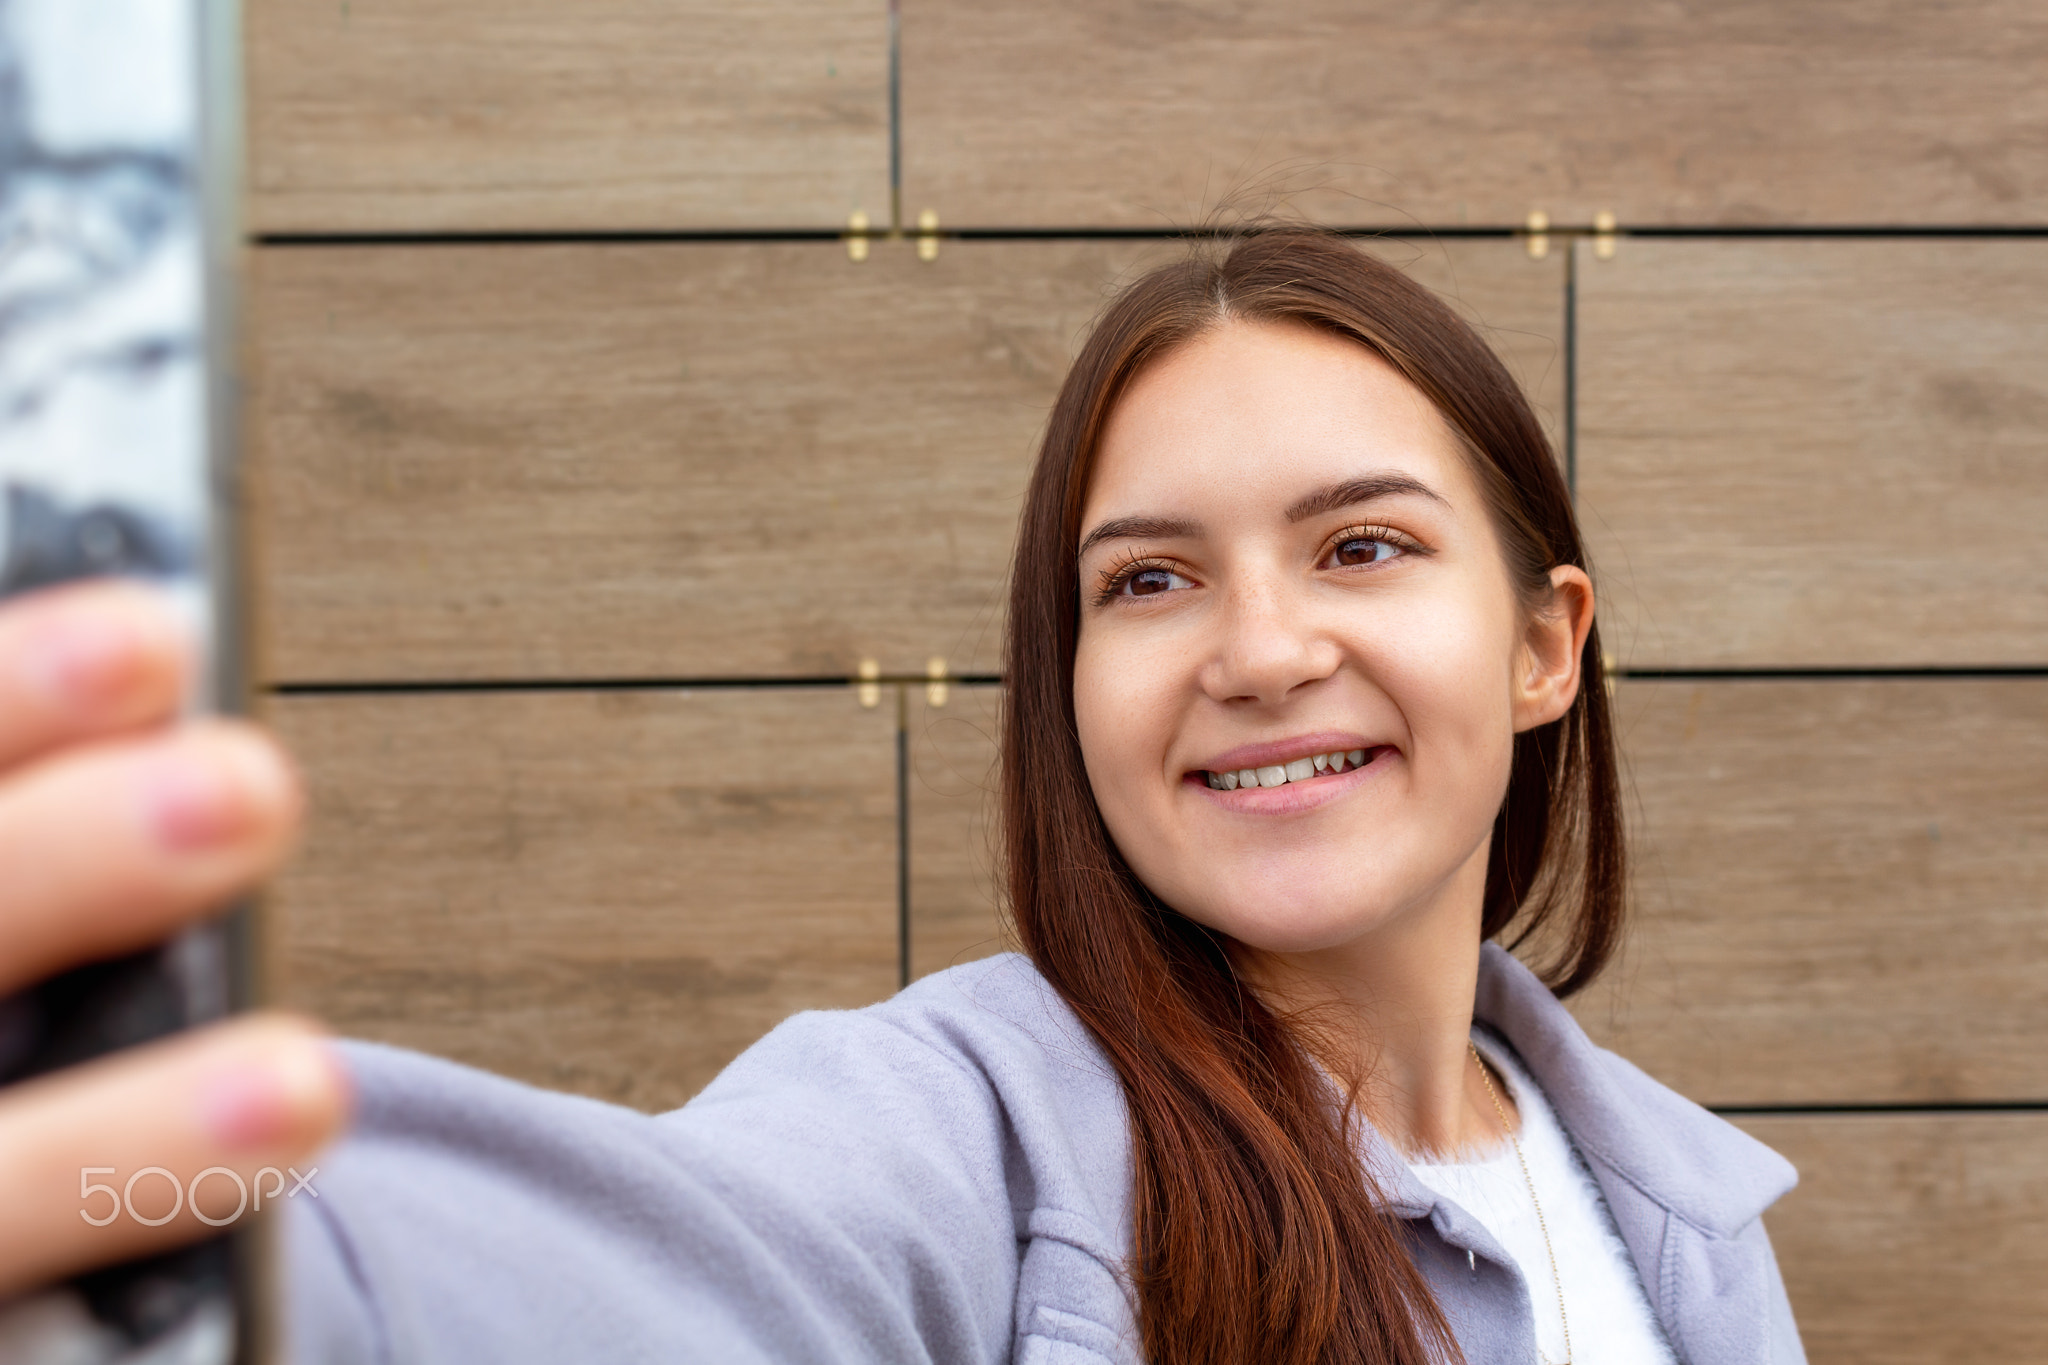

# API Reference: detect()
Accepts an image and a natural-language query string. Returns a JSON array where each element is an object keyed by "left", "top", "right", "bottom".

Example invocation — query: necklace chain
[{"left": 1470, "top": 1042, "right": 1573, "bottom": 1365}]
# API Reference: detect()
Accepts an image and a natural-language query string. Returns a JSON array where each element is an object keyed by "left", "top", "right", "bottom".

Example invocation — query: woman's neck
[{"left": 1235, "top": 841, "right": 1515, "bottom": 1158}]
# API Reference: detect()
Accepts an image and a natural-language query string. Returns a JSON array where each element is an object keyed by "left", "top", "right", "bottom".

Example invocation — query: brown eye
[
  {"left": 1328, "top": 537, "right": 1400, "bottom": 567},
  {"left": 1121, "top": 567, "right": 1193, "bottom": 597}
]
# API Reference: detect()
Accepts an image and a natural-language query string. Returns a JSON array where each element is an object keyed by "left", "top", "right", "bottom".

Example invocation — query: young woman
[{"left": 0, "top": 230, "right": 1803, "bottom": 1364}]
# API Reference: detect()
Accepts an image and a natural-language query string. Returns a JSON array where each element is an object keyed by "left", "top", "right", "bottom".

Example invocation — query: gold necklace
[{"left": 1470, "top": 1042, "right": 1573, "bottom": 1365}]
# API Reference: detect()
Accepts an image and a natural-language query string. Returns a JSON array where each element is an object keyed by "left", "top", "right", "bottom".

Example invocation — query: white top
[{"left": 1407, "top": 1031, "right": 1679, "bottom": 1365}]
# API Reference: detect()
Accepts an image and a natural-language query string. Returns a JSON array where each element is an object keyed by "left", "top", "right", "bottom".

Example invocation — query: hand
[{"left": 0, "top": 581, "right": 349, "bottom": 1298}]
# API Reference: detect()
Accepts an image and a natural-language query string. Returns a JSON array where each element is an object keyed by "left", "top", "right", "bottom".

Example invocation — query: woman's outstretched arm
[{"left": 289, "top": 1008, "right": 1048, "bottom": 1365}]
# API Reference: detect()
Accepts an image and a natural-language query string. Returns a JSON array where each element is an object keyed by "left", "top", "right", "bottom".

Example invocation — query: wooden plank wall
[{"left": 247, "top": 3, "right": 2048, "bottom": 1359}]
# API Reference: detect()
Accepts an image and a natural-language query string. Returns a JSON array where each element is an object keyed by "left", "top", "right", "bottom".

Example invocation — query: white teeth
[{"left": 1208, "top": 750, "right": 1373, "bottom": 790}]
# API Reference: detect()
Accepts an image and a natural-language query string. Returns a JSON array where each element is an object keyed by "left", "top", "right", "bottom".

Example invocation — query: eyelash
[
  {"left": 1321, "top": 523, "right": 1425, "bottom": 568},
  {"left": 1090, "top": 524, "right": 1425, "bottom": 605},
  {"left": 1092, "top": 551, "right": 1183, "bottom": 607}
]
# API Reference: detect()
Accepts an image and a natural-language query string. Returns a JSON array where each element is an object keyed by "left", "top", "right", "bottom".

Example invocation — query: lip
[
  {"left": 1191, "top": 732, "right": 1379, "bottom": 776},
  {"left": 1186, "top": 746, "right": 1393, "bottom": 814}
]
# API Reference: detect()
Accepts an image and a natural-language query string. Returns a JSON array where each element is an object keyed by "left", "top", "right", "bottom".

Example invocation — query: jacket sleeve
[{"left": 286, "top": 1012, "right": 1026, "bottom": 1365}]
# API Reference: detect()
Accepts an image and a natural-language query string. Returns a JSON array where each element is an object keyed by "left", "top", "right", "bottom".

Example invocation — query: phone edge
[{"left": 197, "top": 3, "right": 275, "bottom": 1362}]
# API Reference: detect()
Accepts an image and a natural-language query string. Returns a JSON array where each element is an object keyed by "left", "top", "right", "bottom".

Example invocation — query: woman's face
[{"left": 1072, "top": 318, "right": 1587, "bottom": 960}]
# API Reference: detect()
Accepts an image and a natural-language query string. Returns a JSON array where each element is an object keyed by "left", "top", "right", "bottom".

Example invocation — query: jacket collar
[{"left": 1471, "top": 942, "right": 1796, "bottom": 1240}]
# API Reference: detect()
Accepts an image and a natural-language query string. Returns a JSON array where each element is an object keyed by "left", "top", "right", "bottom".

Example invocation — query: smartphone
[{"left": 0, "top": 1, "right": 258, "bottom": 1361}]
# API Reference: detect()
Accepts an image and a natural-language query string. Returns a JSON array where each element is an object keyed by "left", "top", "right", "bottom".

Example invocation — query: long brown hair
[{"left": 1000, "top": 229, "right": 1625, "bottom": 1364}]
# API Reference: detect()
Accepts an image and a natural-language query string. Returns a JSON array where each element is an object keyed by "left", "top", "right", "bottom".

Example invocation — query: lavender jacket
[{"left": 287, "top": 944, "right": 1805, "bottom": 1364}]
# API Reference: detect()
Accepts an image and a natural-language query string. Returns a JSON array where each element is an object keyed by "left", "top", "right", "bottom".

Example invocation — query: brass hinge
[
  {"left": 1593, "top": 210, "right": 1618, "bottom": 261},
  {"left": 1524, "top": 209, "right": 1550, "bottom": 260},
  {"left": 854, "top": 657, "right": 881, "bottom": 708},
  {"left": 926, "top": 656, "right": 949, "bottom": 707},
  {"left": 846, "top": 209, "right": 871, "bottom": 263},
  {"left": 916, "top": 208, "right": 940, "bottom": 263}
]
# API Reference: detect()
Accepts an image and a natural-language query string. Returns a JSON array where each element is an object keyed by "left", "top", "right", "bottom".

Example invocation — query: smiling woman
[
  {"left": 999, "top": 231, "right": 1694, "bottom": 1364},
  {"left": 267, "top": 232, "right": 1799, "bottom": 1365},
  {"left": 0, "top": 229, "right": 1802, "bottom": 1365}
]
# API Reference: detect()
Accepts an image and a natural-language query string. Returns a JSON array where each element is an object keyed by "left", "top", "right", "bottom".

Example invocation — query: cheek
[
  {"left": 1376, "top": 593, "right": 1522, "bottom": 816},
  {"left": 1073, "top": 633, "right": 1151, "bottom": 817},
  {"left": 1073, "top": 626, "right": 1192, "bottom": 876}
]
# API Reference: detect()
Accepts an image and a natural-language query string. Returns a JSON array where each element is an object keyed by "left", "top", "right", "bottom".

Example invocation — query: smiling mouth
[{"left": 1200, "top": 747, "right": 1381, "bottom": 791}]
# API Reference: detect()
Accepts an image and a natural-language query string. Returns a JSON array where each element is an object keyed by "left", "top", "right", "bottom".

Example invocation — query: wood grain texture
[
  {"left": 908, "top": 683, "right": 1008, "bottom": 978},
  {"left": 1575, "top": 237, "right": 2048, "bottom": 668},
  {"left": 1572, "top": 678, "right": 2048, "bottom": 1106},
  {"left": 900, "top": 0, "right": 2048, "bottom": 229},
  {"left": 1733, "top": 1113, "right": 2048, "bottom": 1364},
  {"left": 249, "top": 0, "right": 889, "bottom": 233},
  {"left": 265, "top": 688, "right": 899, "bottom": 1110},
  {"left": 251, "top": 237, "right": 1560, "bottom": 684}
]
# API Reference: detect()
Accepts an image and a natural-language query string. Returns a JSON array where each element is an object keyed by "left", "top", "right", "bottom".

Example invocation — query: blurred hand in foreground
[{"left": 0, "top": 581, "right": 349, "bottom": 1298}]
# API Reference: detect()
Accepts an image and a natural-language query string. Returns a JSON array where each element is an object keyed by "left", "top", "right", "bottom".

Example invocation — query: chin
[
  {"left": 1136, "top": 813, "right": 1491, "bottom": 958},
  {"left": 1158, "top": 868, "right": 1408, "bottom": 957}
]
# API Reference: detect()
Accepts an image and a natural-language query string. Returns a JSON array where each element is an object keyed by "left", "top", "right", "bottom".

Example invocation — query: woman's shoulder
[
  {"left": 1475, "top": 944, "right": 1797, "bottom": 1236},
  {"left": 786, "top": 951, "right": 1114, "bottom": 1088},
  {"left": 695, "top": 953, "right": 1129, "bottom": 1172},
  {"left": 1476, "top": 946, "right": 1807, "bottom": 1362}
]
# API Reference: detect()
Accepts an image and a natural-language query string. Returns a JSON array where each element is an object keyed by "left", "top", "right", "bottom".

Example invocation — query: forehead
[{"left": 1087, "top": 317, "right": 1471, "bottom": 520}]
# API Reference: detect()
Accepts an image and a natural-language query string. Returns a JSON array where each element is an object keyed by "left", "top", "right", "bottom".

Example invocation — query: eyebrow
[
  {"left": 1284, "top": 473, "right": 1449, "bottom": 523},
  {"left": 1076, "top": 514, "right": 1202, "bottom": 559},
  {"left": 1076, "top": 473, "right": 1449, "bottom": 558}
]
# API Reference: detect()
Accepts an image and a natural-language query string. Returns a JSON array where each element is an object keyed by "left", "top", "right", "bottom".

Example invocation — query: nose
[{"left": 1197, "top": 573, "right": 1340, "bottom": 705}]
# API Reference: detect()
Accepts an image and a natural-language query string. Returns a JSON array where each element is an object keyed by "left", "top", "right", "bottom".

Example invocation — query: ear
[{"left": 1511, "top": 565, "right": 1596, "bottom": 733}]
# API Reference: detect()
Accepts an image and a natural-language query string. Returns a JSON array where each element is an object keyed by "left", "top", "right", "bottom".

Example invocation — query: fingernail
[
  {"left": 198, "top": 1042, "right": 347, "bottom": 1149},
  {"left": 144, "top": 736, "right": 291, "bottom": 851}
]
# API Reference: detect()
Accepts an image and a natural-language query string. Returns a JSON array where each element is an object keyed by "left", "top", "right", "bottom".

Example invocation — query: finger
[
  {"left": 0, "top": 720, "right": 301, "bottom": 996},
  {"left": 0, "top": 1014, "right": 352, "bottom": 1298},
  {"left": 0, "top": 580, "right": 193, "bottom": 772}
]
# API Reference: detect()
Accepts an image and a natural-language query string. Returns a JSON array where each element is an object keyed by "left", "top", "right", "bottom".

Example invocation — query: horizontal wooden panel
[
  {"left": 252, "top": 237, "right": 1561, "bottom": 684},
  {"left": 908, "top": 684, "right": 1008, "bottom": 979},
  {"left": 1572, "top": 678, "right": 2048, "bottom": 1106},
  {"left": 1576, "top": 238, "right": 2048, "bottom": 667},
  {"left": 1733, "top": 1113, "right": 2048, "bottom": 1364},
  {"left": 265, "top": 688, "right": 898, "bottom": 1110},
  {"left": 900, "top": 1, "right": 2048, "bottom": 229},
  {"left": 249, "top": 0, "right": 889, "bottom": 232}
]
